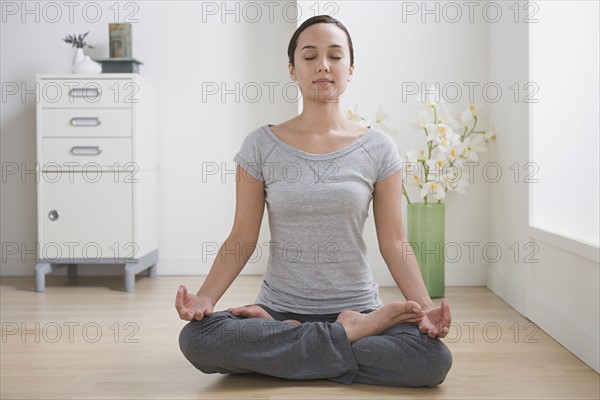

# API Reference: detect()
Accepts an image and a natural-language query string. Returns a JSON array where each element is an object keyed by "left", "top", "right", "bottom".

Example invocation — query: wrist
[
  {"left": 420, "top": 298, "right": 436, "bottom": 311},
  {"left": 196, "top": 291, "right": 217, "bottom": 306}
]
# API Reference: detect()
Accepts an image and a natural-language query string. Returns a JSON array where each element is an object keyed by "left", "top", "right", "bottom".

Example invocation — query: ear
[
  {"left": 289, "top": 63, "right": 296, "bottom": 81},
  {"left": 347, "top": 64, "right": 355, "bottom": 82}
]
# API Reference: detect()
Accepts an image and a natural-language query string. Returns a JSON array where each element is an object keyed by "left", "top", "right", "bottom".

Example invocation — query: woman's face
[{"left": 290, "top": 23, "right": 354, "bottom": 104}]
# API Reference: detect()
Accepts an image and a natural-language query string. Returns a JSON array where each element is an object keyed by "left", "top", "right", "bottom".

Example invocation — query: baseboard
[
  {"left": 486, "top": 266, "right": 599, "bottom": 373},
  {"left": 527, "top": 292, "right": 600, "bottom": 373},
  {"left": 485, "top": 266, "right": 527, "bottom": 315},
  {"left": 146, "top": 256, "right": 267, "bottom": 276},
  {"left": 2, "top": 257, "right": 487, "bottom": 286},
  {"left": 371, "top": 262, "right": 486, "bottom": 287},
  {"left": 445, "top": 263, "right": 487, "bottom": 286}
]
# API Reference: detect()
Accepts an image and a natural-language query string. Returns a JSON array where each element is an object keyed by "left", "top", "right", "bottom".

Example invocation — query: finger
[
  {"left": 194, "top": 310, "right": 205, "bottom": 321},
  {"left": 175, "top": 285, "right": 184, "bottom": 309},
  {"left": 407, "top": 301, "right": 423, "bottom": 313},
  {"left": 179, "top": 308, "right": 192, "bottom": 321},
  {"left": 228, "top": 306, "right": 241, "bottom": 315},
  {"left": 438, "top": 326, "right": 449, "bottom": 338},
  {"left": 229, "top": 306, "right": 252, "bottom": 316},
  {"left": 442, "top": 299, "right": 452, "bottom": 325},
  {"left": 231, "top": 307, "right": 252, "bottom": 317}
]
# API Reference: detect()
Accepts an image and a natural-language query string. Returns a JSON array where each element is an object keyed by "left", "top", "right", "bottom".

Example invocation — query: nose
[{"left": 316, "top": 57, "right": 330, "bottom": 72}]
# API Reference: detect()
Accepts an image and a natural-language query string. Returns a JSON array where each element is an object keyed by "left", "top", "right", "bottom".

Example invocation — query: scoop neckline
[{"left": 263, "top": 124, "right": 374, "bottom": 160}]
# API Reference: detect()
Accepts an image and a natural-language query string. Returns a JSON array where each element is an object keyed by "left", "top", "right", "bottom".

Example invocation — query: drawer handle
[
  {"left": 70, "top": 88, "right": 101, "bottom": 98},
  {"left": 71, "top": 146, "right": 102, "bottom": 155},
  {"left": 48, "top": 210, "right": 59, "bottom": 221},
  {"left": 70, "top": 117, "right": 101, "bottom": 126}
]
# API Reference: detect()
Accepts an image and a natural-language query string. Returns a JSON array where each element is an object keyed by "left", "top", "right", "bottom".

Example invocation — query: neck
[{"left": 297, "top": 100, "right": 351, "bottom": 134}]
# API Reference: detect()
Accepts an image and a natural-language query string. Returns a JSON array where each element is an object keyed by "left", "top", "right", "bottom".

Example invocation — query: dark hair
[{"left": 287, "top": 15, "right": 354, "bottom": 68}]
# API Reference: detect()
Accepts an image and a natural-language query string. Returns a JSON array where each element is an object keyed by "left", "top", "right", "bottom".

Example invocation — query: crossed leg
[
  {"left": 180, "top": 300, "right": 451, "bottom": 387},
  {"left": 227, "top": 300, "right": 425, "bottom": 342}
]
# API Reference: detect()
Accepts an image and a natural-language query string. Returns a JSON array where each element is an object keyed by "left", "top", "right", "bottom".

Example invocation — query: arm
[
  {"left": 372, "top": 170, "right": 451, "bottom": 337},
  {"left": 176, "top": 165, "right": 265, "bottom": 320}
]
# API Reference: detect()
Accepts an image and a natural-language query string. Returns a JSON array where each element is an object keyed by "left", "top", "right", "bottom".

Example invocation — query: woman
[{"left": 176, "top": 15, "right": 453, "bottom": 388}]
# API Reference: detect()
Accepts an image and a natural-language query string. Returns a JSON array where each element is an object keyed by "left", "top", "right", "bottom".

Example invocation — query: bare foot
[
  {"left": 228, "top": 305, "right": 273, "bottom": 319},
  {"left": 336, "top": 301, "right": 424, "bottom": 343},
  {"left": 227, "top": 305, "right": 301, "bottom": 325}
]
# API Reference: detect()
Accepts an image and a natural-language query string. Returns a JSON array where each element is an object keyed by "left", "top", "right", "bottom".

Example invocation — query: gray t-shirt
[{"left": 233, "top": 124, "right": 402, "bottom": 314}]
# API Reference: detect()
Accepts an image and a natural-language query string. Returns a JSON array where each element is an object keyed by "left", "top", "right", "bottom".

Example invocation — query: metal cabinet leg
[
  {"left": 68, "top": 264, "right": 77, "bottom": 279},
  {"left": 124, "top": 263, "right": 136, "bottom": 293},
  {"left": 147, "top": 264, "right": 157, "bottom": 278},
  {"left": 34, "top": 262, "right": 51, "bottom": 292}
]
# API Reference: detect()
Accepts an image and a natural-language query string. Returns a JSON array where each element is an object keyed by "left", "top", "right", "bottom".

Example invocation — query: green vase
[{"left": 407, "top": 203, "right": 445, "bottom": 298}]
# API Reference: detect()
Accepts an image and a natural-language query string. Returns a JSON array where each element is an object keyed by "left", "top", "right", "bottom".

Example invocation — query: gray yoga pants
[{"left": 179, "top": 304, "right": 452, "bottom": 388}]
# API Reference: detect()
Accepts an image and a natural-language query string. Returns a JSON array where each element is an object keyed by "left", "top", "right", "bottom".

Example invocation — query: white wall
[
  {"left": 487, "top": 1, "right": 599, "bottom": 373},
  {"left": 306, "top": 1, "right": 490, "bottom": 286},
  {"left": 1, "top": 1, "right": 297, "bottom": 276},
  {"left": 1, "top": 0, "right": 490, "bottom": 286}
]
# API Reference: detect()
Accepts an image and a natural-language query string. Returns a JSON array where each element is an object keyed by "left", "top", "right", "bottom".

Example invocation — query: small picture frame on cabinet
[{"left": 109, "top": 23, "right": 132, "bottom": 58}]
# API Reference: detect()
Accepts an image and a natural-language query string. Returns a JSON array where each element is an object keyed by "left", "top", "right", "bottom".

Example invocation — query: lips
[{"left": 314, "top": 78, "right": 333, "bottom": 83}]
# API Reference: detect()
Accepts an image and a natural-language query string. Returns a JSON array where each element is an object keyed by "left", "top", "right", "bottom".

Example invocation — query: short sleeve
[
  {"left": 375, "top": 133, "right": 402, "bottom": 182},
  {"left": 233, "top": 130, "right": 265, "bottom": 182}
]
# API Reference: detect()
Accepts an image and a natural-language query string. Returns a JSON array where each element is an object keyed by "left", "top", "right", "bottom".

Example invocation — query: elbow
[{"left": 378, "top": 237, "right": 409, "bottom": 257}]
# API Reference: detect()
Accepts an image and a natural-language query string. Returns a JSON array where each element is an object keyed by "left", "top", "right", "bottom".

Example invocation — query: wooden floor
[{"left": 1, "top": 275, "right": 598, "bottom": 400}]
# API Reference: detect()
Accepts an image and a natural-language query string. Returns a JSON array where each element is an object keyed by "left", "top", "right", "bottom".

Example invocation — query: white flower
[
  {"left": 459, "top": 108, "right": 474, "bottom": 128},
  {"left": 374, "top": 106, "right": 392, "bottom": 134},
  {"left": 440, "top": 140, "right": 465, "bottom": 163},
  {"left": 414, "top": 111, "right": 433, "bottom": 130},
  {"left": 442, "top": 162, "right": 470, "bottom": 193},
  {"left": 405, "top": 147, "right": 429, "bottom": 163},
  {"left": 484, "top": 130, "right": 497, "bottom": 143},
  {"left": 402, "top": 165, "right": 422, "bottom": 187},
  {"left": 420, "top": 84, "right": 444, "bottom": 109},
  {"left": 425, "top": 153, "right": 448, "bottom": 184},
  {"left": 402, "top": 150, "right": 425, "bottom": 186},
  {"left": 436, "top": 107, "right": 459, "bottom": 132},
  {"left": 346, "top": 104, "right": 363, "bottom": 122},
  {"left": 420, "top": 181, "right": 446, "bottom": 200},
  {"left": 468, "top": 104, "right": 480, "bottom": 116},
  {"left": 460, "top": 134, "right": 487, "bottom": 161},
  {"left": 425, "top": 124, "right": 460, "bottom": 150}
]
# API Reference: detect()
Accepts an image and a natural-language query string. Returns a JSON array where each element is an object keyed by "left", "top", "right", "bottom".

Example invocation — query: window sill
[{"left": 529, "top": 226, "right": 599, "bottom": 263}]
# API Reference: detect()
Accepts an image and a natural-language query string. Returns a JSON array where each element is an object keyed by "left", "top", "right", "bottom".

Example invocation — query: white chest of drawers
[{"left": 34, "top": 74, "right": 158, "bottom": 292}]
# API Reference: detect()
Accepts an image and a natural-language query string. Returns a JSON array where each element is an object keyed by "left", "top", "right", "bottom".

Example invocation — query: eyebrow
[{"left": 300, "top": 44, "right": 344, "bottom": 51}]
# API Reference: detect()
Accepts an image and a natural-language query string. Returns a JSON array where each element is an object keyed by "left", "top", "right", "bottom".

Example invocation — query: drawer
[
  {"left": 38, "top": 79, "right": 137, "bottom": 108},
  {"left": 41, "top": 108, "right": 132, "bottom": 137},
  {"left": 42, "top": 137, "right": 132, "bottom": 171}
]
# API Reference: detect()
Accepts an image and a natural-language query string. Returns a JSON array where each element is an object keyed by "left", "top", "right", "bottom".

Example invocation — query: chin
[{"left": 304, "top": 85, "right": 344, "bottom": 102}]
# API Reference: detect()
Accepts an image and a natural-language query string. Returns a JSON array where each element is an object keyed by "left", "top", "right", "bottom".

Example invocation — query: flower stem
[{"left": 402, "top": 183, "right": 411, "bottom": 205}]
